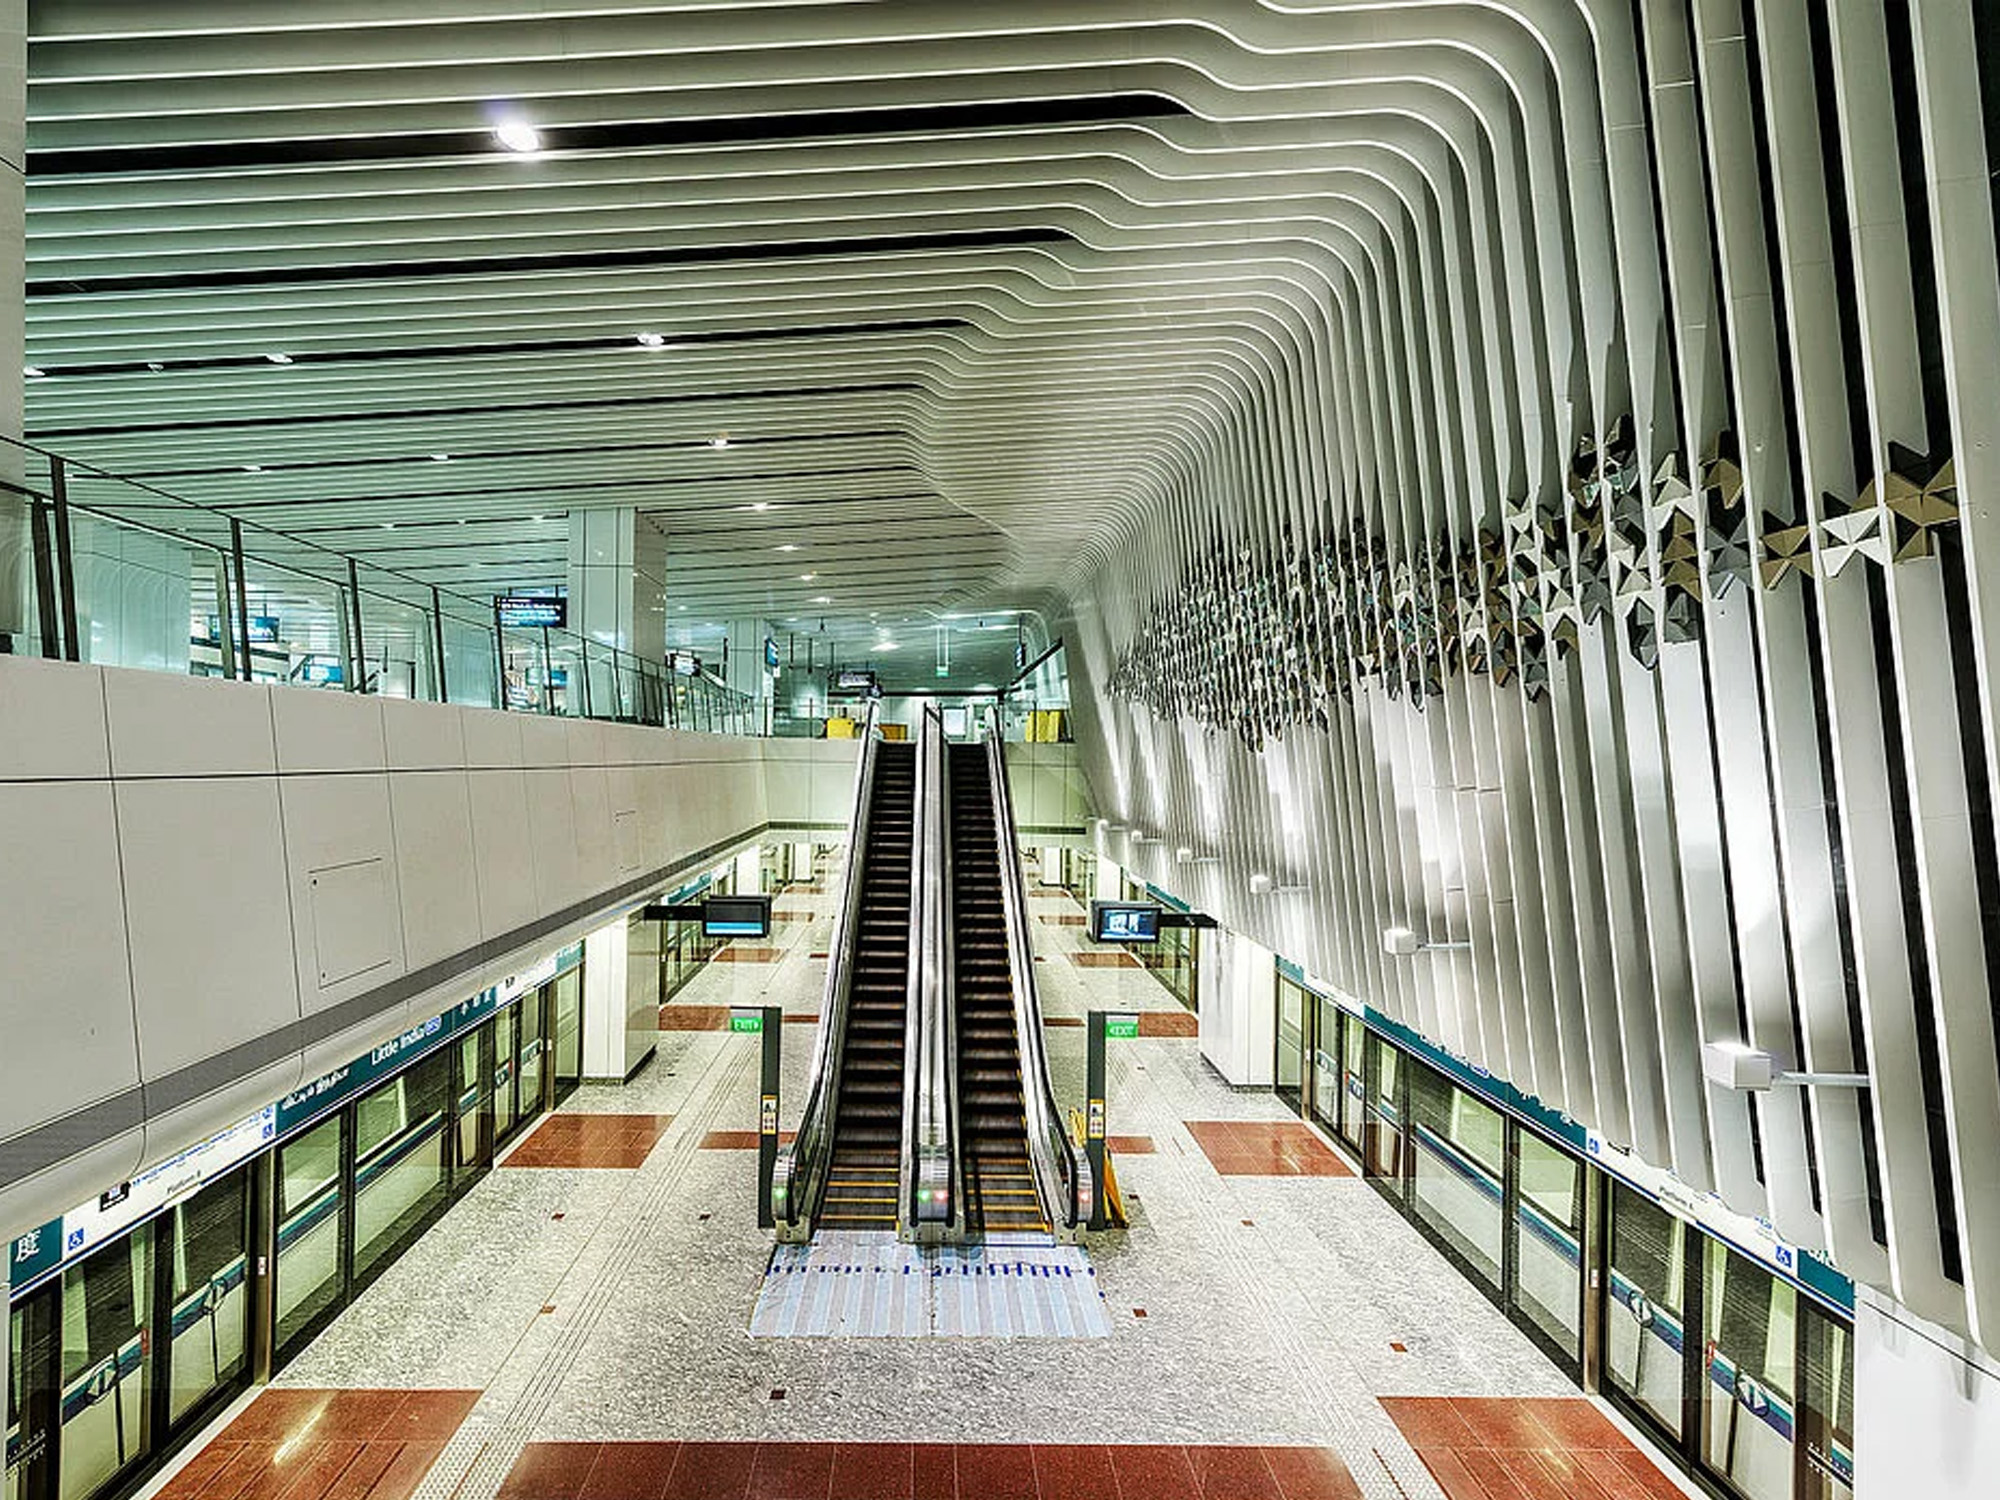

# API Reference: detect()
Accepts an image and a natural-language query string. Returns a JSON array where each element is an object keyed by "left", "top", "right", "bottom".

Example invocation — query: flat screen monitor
[
  {"left": 834, "top": 667, "right": 879, "bottom": 693},
  {"left": 703, "top": 893, "right": 773, "bottom": 938},
  {"left": 1089, "top": 900, "right": 1162, "bottom": 943},
  {"left": 670, "top": 649, "right": 701, "bottom": 677},
  {"left": 247, "top": 615, "right": 281, "bottom": 644},
  {"left": 496, "top": 594, "right": 566, "bottom": 630}
]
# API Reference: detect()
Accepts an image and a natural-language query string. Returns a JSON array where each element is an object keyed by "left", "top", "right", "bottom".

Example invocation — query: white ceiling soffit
[{"left": 21, "top": 1, "right": 1606, "bottom": 623}]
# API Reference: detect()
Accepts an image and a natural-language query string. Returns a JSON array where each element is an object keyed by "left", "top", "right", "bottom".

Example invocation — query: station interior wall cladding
[{"left": 2, "top": 1, "right": 2000, "bottom": 1497}]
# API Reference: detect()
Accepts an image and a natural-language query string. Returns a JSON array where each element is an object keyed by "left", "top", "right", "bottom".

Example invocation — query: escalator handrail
[
  {"left": 771, "top": 701, "right": 881, "bottom": 1230},
  {"left": 905, "top": 703, "right": 956, "bottom": 1233},
  {"left": 982, "top": 705, "right": 1094, "bottom": 1232}
]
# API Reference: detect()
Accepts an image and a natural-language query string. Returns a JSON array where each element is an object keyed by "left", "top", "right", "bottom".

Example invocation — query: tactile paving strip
[{"left": 749, "top": 1232, "right": 1111, "bottom": 1338}]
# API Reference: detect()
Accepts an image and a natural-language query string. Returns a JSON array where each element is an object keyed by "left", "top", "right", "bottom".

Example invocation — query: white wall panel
[
  {"left": 466, "top": 768, "right": 536, "bottom": 936},
  {"left": 0, "top": 655, "right": 107, "bottom": 779},
  {"left": 116, "top": 776, "right": 298, "bottom": 1078},
  {"left": 104, "top": 666, "right": 274, "bottom": 778},
  {"left": 0, "top": 781, "right": 137, "bottom": 1139},
  {"left": 271, "top": 688, "right": 386, "bottom": 775},
  {"left": 386, "top": 770, "right": 480, "bottom": 968}
]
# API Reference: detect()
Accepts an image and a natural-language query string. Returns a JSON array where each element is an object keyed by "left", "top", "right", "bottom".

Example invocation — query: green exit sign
[
  {"left": 1104, "top": 1014, "right": 1140, "bottom": 1039},
  {"left": 729, "top": 1011, "right": 765, "bottom": 1034}
]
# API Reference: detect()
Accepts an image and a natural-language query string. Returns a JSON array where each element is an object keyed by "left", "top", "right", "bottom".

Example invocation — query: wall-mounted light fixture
[
  {"left": 1381, "top": 926, "right": 1471, "bottom": 956},
  {"left": 1700, "top": 1041, "right": 1868, "bottom": 1093}
]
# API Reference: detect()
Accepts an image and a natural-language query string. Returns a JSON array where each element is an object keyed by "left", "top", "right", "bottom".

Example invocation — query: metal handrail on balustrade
[
  {"left": 983, "top": 704, "right": 1093, "bottom": 1236},
  {"left": 770, "top": 705, "right": 882, "bottom": 1237},
  {"left": 905, "top": 704, "right": 957, "bottom": 1238}
]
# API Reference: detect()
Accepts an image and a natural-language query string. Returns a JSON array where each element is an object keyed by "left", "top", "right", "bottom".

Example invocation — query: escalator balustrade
[
  {"left": 819, "top": 742, "right": 916, "bottom": 1230},
  {"left": 947, "top": 742, "right": 1050, "bottom": 1237}
]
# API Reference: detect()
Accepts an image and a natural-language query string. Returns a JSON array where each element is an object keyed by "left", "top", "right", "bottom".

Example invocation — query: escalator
[
  {"left": 947, "top": 742, "right": 1053, "bottom": 1236},
  {"left": 818, "top": 740, "right": 917, "bottom": 1229}
]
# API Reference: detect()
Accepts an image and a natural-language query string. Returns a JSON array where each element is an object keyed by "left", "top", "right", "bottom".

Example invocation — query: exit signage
[
  {"left": 729, "top": 1010, "right": 765, "bottom": 1034},
  {"left": 1104, "top": 1013, "right": 1141, "bottom": 1040}
]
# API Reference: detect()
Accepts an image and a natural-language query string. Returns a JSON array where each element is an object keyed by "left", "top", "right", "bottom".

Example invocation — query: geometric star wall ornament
[
  {"left": 1104, "top": 424, "right": 1955, "bottom": 750},
  {"left": 1873, "top": 444, "right": 1959, "bottom": 562}
]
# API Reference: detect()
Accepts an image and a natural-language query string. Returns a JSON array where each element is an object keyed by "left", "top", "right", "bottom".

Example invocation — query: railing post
[
  {"left": 492, "top": 600, "right": 507, "bottom": 710},
  {"left": 539, "top": 624, "right": 555, "bottom": 714},
  {"left": 345, "top": 558, "right": 367, "bottom": 693},
  {"left": 28, "top": 499, "right": 59, "bottom": 658},
  {"left": 48, "top": 456, "right": 79, "bottom": 663},
  {"left": 431, "top": 585, "right": 449, "bottom": 704},
  {"left": 230, "top": 518, "right": 253, "bottom": 681},
  {"left": 578, "top": 640, "right": 594, "bottom": 718},
  {"left": 212, "top": 554, "right": 238, "bottom": 682}
]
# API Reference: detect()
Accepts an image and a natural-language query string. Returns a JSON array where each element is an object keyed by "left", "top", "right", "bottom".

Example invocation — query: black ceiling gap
[
  {"left": 27, "top": 381, "right": 922, "bottom": 439},
  {"left": 122, "top": 427, "right": 908, "bottom": 479},
  {"left": 20, "top": 317, "right": 970, "bottom": 378},
  {"left": 27, "top": 227, "right": 1074, "bottom": 297},
  {"left": 25, "top": 94, "right": 1191, "bottom": 177}
]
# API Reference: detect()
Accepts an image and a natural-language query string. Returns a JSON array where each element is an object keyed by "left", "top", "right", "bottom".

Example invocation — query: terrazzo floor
[{"left": 143, "top": 861, "right": 1699, "bottom": 1500}]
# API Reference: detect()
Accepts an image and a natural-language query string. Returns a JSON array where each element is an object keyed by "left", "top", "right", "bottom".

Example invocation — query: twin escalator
[
  {"left": 818, "top": 741, "right": 916, "bottom": 1230},
  {"left": 776, "top": 713, "right": 1087, "bottom": 1242},
  {"left": 947, "top": 742, "right": 1050, "bottom": 1237}
]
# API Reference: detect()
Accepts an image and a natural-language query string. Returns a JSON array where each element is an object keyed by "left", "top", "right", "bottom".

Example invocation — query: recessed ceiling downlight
[{"left": 494, "top": 119, "right": 543, "bottom": 154}]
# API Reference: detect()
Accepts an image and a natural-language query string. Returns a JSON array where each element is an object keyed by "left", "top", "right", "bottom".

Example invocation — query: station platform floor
[{"left": 140, "top": 875, "right": 1697, "bottom": 1500}]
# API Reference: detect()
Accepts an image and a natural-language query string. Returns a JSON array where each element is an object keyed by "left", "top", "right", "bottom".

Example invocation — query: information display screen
[
  {"left": 703, "top": 894, "right": 773, "bottom": 938},
  {"left": 248, "top": 615, "right": 281, "bottom": 644},
  {"left": 1089, "top": 900, "right": 1162, "bottom": 943},
  {"left": 834, "top": 668, "right": 879, "bottom": 693},
  {"left": 671, "top": 649, "right": 701, "bottom": 677},
  {"left": 496, "top": 594, "right": 567, "bottom": 629}
]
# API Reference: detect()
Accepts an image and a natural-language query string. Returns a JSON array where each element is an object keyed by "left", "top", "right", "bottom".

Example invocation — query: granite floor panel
[{"left": 140, "top": 871, "right": 1691, "bottom": 1500}]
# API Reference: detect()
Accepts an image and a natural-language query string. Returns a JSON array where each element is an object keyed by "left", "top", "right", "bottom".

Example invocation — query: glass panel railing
[{"left": 0, "top": 434, "right": 776, "bottom": 739}]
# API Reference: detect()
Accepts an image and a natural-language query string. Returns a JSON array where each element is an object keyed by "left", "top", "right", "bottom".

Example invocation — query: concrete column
[
  {"left": 581, "top": 913, "right": 659, "bottom": 1081},
  {"left": 1197, "top": 926, "right": 1276, "bottom": 1087},
  {"left": 790, "top": 841, "right": 815, "bottom": 883},
  {"left": 1093, "top": 857, "right": 1123, "bottom": 903},
  {"left": 1038, "top": 846, "right": 1061, "bottom": 885},
  {"left": 723, "top": 619, "right": 774, "bottom": 726},
  {"left": 0, "top": 0, "right": 27, "bottom": 651},
  {"left": 566, "top": 509, "right": 667, "bottom": 707},
  {"left": 734, "top": 843, "right": 764, "bottom": 896},
  {"left": 1855, "top": 1285, "right": 2000, "bottom": 1498}
]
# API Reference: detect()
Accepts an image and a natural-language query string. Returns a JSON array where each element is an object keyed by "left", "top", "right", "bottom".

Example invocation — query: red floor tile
[
  {"left": 499, "top": 1444, "right": 599, "bottom": 1500},
  {"left": 749, "top": 1442, "right": 833, "bottom": 1499},
  {"left": 1258, "top": 1448, "right": 1361, "bottom": 1500},
  {"left": 1068, "top": 951, "right": 1138, "bottom": 968},
  {"left": 911, "top": 1444, "right": 957, "bottom": 1500},
  {"left": 1458, "top": 1451, "right": 1542, "bottom": 1500},
  {"left": 582, "top": 1442, "right": 679, "bottom": 1500},
  {"left": 1448, "top": 1399, "right": 1554, "bottom": 1451},
  {"left": 364, "top": 1444, "right": 442, "bottom": 1500},
  {"left": 1108, "top": 1447, "right": 1201, "bottom": 1500},
  {"left": 660, "top": 1006, "right": 733, "bottom": 1031},
  {"left": 664, "top": 1442, "right": 755, "bottom": 1500},
  {"left": 1187, "top": 1445, "right": 1282, "bottom": 1500},
  {"left": 1105, "top": 1135, "right": 1155, "bottom": 1154},
  {"left": 1031, "top": 1444, "right": 1119, "bottom": 1500},
  {"left": 951, "top": 1445, "right": 1037, "bottom": 1500},
  {"left": 828, "top": 1443, "right": 914, "bottom": 1499},
  {"left": 322, "top": 1445, "right": 403, "bottom": 1500},
  {"left": 278, "top": 1442, "right": 367, "bottom": 1500},
  {"left": 505, "top": 1114, "right": 673, "bottom": 1168},
  {"left": 1512, "top": 1451, "right": 1613, "bottom": 1500},
  {"left": 1412, "top": 1451, "right": 1493, "bottom": 1500},
  {"left": 1045, "top": 1015, "right": 1087, "bottom": 1027},
  {"left": 187, "top": 1441, "right": 276, "bottom": 1500},
  {"left": 1136, "top": 1011, "right": 1199, "bottom": 1037},
  {"left": 1516, "top": 1398, "right": 1625, "bottom": 1450},
  {"left": 711, "top": 947, "right": 785, "bottom": 963},
  {"left": 1380, "top": 1396, "right": 1484, "bottom": 1451},
  {"left": 380, "top": 1391, "right": 481, "bottom": 1442},
  {"left": 159, "top": 1441, "right": 242, "bottom": 1500},
  {"left": 1609, "top": 1449, "right": 1690, "bottom": 1499},
  {"left": 220, "top": 1389, "right": 333, "bottom": 1444},
  {"left": 1183, "top": 1122, "right": 1353, "bottom": 1178}
]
